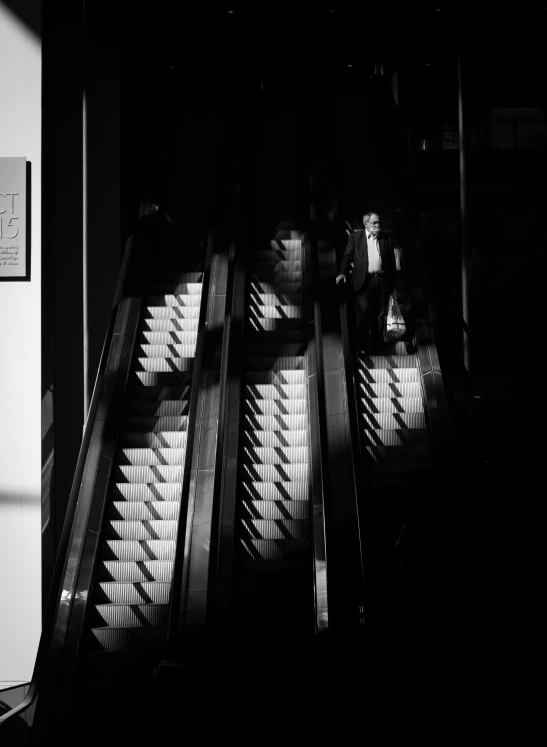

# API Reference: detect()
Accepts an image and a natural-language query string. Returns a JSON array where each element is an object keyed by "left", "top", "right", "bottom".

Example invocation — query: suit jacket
[{"left": 339, "top": 229, "right": 397, "bottom": 294}]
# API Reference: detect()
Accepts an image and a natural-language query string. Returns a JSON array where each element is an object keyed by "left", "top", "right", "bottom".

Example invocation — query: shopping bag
[{"left": 384, "top": 293, "right": 406, "bottom": 341}]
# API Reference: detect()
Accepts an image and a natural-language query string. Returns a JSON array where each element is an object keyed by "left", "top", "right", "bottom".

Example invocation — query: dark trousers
[{"left": 354, "top": 274, "right": 390, "bottom": 351}]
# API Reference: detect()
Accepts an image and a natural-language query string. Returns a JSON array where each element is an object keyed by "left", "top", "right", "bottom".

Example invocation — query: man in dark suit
[{"left": 336, "top": 211, "right": 397, "bottom": 354}]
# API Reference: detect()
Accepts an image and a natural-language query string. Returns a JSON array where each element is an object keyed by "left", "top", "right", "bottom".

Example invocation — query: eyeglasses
[{"left": 367, "top": 221, "right": 380, "bottom": 225}]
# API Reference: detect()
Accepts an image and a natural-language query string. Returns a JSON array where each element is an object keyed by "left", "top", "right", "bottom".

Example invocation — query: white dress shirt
[{"left": 366, "top": 232, "right": 382, "bottom": 273}]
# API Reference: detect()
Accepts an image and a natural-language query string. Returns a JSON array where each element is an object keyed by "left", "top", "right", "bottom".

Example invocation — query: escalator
[
  {"left": 0, "top": 213, "right": 211, "bottom": 743},
  {"left": 233, "top": 233, "right": 314, "bottom": 634}
]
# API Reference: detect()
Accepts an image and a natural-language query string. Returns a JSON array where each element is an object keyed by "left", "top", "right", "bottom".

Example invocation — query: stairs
[
  {"left": 234, "top": 237, "right": 314, "bottom": 631},
  {"left": 87, "top": 258, "right": 205, "bottom": 655}
]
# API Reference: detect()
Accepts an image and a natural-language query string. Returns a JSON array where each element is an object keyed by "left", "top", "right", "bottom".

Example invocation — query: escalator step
[
  {"left": 124, "top": 416, "right": 189, "bottom": 432},
  {"left": 100, "top": 539, "right": 176, "bottom": 560},
  {"left": 145, "top": 294, "right": 202, "bottom": 307},
  {"left": 359, "top": 381, "right": 423, "bottom": 398},
  {"left": 238, "top": 519, "right": 310, "bottom": 540},
  {"left": 125, "top": 401, "right": 189, "bottom": 418},
  {"left": 238, "top": 538, "right": 310, "bottom": 561},
  {"left": 90, "top": 627, "right": 167, "bottom": 651},
  {"left": 119, "top": 431, "right": 187, "bottom": 448},
  {"left": 144, "top": 306, "right": 200, "bottom": 320},
  {"left": 109, "top": 501, "right": 180, "bottom": 521},
  {"left": 112, "top": 483, "right": 183, "bottom": 502},
  {"left": 242, "top": 414, "right": 308, "bottom": 431},
  {"left": 238, "top": 558, "right": 310, "bottom": 576},
  {"left": 246, "top": 356, "right": 305, "bottom": 371},
  {"left": 241, "top": 446, "right": 309, "bottom": 465},
  {"left": 361, "top": 428, "right": 429, "bottom": 447},
  {"left": 92, "top": 603, "right": 169, "bottom": 628},
  {"left": 242, "top": 430, "right": 308, "bottom": 448},
  {"left": 252, "top": 260, "right": 303, "bottom": 270},
  {"left": 358, "top": 368, "right": 421, "bottom": 384},
  {"left": 359, "top": 396, "right": 424, "bottom": 414},
  {"left": 95, "top": 581, "right": 171, "bottom": 605},
  {"left": 360, "top": 412, "right": 427, "bottom": 430},
  {"left": 254, "top": 248, "right": 303, "bottom": 260},
  {"left": 138, "top": 343, "right": 196, "bottom": 358},
  {"left": 114, "top": 465, "right": 185, "bottom": 483},
  {"left": 247, "top": 322, "right": 304, "bottom": 337},
  {"left": 244, "top": 384, "right": 307, "bottom": 400},
  {"left": 364, "top": 444, "right": 432, "bottom": 462},
  {"left": 241, "top": 463, "right": 309, "bottom": 481},
  {"left": 139, "top": 330, "right": 198, "bottom": 344},
  {"left": 141, "top": 318, "right": 199, "bottom": 332},
  {"left": 250, "top": 271, "right": 303, "bottom": 283},
  {"left": 130, "top": 371, "right": 192, "bottom": 387},
  {"left": 244, "top": 370, "right": 306, "bottom": 385},
  {"left": 146, "top": 282, "right": 203, "bottom": 295},
  {"left": 358, "top": 354, "right": 418, "bottom": 370},
  {"left": 239, "top": 481, "right": 308, "bottom": 501},
  {"left": 117, "top": 447, "right": 186, "bottom": 466},
  {"left": 364, "top": 461, "right": 432, "bottom": 475},
  {"left": 246, "top": 343, "right": 307, "bottom": 357},
  {"left": 243, "top": 399, "right": 308, "bottom": 416},
  {"left": 99, "top": 560, "right": 173, "bottom": 582},
  {"left": 250, "top": 295, "right": 302, "bottom": 308},
  {"left": 104, "top": 521, "right": 178, "bottom": 541},
  {"left": 134, "top": 357, "right": 194, "bottom": 373},
  {"left": 239, "top": 499, "right": 309, "bottom": 520},
  {"left": 126, "top": 384, "right": 190, "bottom": 401}
]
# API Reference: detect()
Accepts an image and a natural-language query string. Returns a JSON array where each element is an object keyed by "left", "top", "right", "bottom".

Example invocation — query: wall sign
[{"left": 0, "top": 157, "right": 28, "bottom": 281}]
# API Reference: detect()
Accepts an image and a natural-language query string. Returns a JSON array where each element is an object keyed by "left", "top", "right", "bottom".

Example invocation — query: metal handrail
[{"left": 0, "top": 199, "right": 153, "bottom": 736}]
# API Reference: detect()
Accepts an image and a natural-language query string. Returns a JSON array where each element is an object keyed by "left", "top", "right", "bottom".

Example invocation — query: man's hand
[{"left": 335, "top": 274, "right": 346, "bottom": 285}]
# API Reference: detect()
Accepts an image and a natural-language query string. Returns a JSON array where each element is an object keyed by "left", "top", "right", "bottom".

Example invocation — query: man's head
[{"left": 363, "top": 212, "right": 381, "bottom": 235}]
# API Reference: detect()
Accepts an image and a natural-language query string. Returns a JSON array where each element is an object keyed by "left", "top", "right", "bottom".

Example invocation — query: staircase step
[
  {"left": 359, "top": 396, "right": 424, "bottom": 414},
  {"left": 241, "top": 446, "right": 309, "bottom": 465},
  {"left": 241, "top": 463, "right": 309, "bottom": 482},
  {"left": 114, "top": 465, "right": 185, "bottom": 483},
  {"left": 250, "top": 271, "right": 303, "bottom": 283},
  {"left": 98, "top": 560, "right": 173, "bottom": 583},
  {"left": 246, "top": 343, "right": 307, "bottom": 357},
  {"left": 243, "top": 399, "right": 308, "bottom": 416},
  {"left": 90, "top": 627, "right": 167, "bottom": 651},
  {"left": 239, "top": 481, "right": 309, "bottom": 502},
  {"left": 124, "top": 416, "right": 189, "bottom": 433},
  {"left": 238, "top": 519, "right": 310, "bottom": 540},
  {"left": 250, "top": 295, "right": 303, "bottom": 309},
  {"left": 358, "top": 354, "right": 419, "bottom": 370},
  {"left": 360, "top": 412, "right": 427, "bottom": 430},
  {"left": 95, "top": 581, "right": 171, "bottom": 605},
  {"left": 246, "top": 320, "right": 304, "bottom": 336},
  {"left": 109, "top": 501, "right": 181, "bottom": 521},
  {"left": 93, "top": 603, "right": 169, "bottom": 628},
  {"left": 247, "top": 303, "right": 303, "bottom": 319},
  {"left": 112, "top": 483, "right": 183, "bottom": 502},
  {"left": 100, "top": 538, "right": 176, "bottom": 559}
]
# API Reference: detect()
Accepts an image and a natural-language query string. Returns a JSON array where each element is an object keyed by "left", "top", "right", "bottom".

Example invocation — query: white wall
[{"left": 0, "top": 3, "right": 41, "bottom": 687}]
